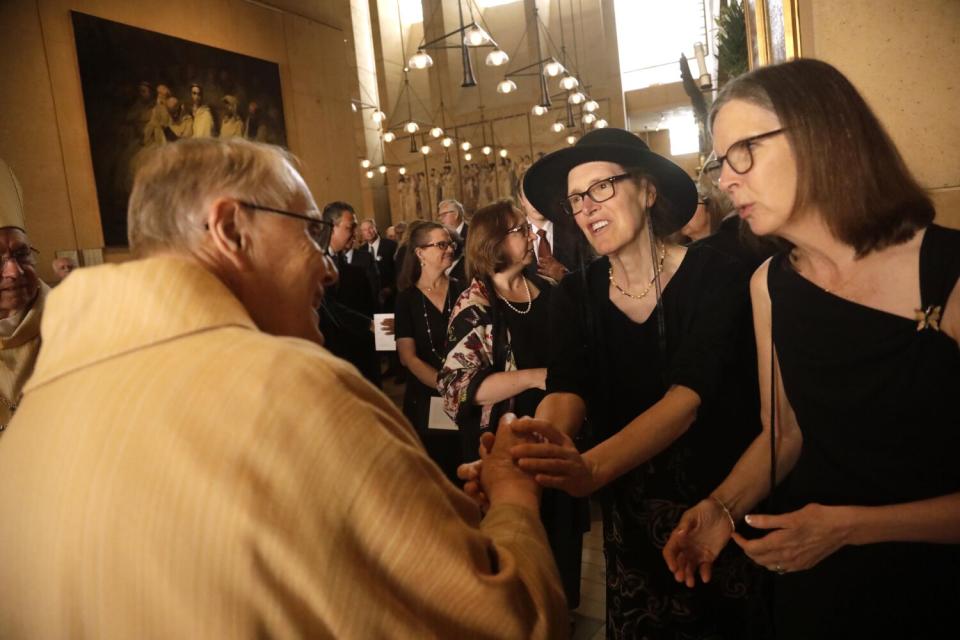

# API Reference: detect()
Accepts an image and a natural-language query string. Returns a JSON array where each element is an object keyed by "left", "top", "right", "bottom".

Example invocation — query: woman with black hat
[{"left": 508, "top": 129, "right": 766, "bottom": 638}]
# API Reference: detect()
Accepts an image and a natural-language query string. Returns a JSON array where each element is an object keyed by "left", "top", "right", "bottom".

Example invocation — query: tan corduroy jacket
[{"left": 0, "top": 256, "right": 566, "bottom": 639}]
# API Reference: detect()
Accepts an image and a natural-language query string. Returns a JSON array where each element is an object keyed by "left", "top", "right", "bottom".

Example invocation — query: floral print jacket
[{"left": 438, "top": 278, "right": 517, "bottom": 433}]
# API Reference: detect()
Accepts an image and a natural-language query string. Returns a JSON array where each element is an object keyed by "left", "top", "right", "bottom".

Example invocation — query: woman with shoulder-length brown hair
[
  {"left": 393, "top": 220, "right": 465, "bottom": 481},
  {"left": 438, "top": 200, "right": 587, "bottom": 611},
  {"left": 664, "top": 58, "right": 960, "bottom": 639}
]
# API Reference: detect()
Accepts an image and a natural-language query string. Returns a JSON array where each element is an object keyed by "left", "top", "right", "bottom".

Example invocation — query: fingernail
[{"left": 744, "top": 515, "right": 754, "bottom": 525}]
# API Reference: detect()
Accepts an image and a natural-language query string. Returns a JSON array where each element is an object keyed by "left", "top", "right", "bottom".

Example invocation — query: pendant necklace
[{"left": 609, "top": 242, "right": 667, "bottom": 300}]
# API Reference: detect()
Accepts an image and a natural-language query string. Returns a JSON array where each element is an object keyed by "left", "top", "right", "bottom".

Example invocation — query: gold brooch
[{"left": 915, "top": 305, "right": 942, "bottom": 332}]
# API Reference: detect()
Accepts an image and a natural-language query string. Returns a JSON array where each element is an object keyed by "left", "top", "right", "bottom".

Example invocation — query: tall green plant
[{"left": 716, "top": 0, "right": 748, "bottom": 86}]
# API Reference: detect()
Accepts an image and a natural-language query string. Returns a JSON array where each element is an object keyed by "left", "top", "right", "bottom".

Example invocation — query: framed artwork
[
  {"left": 71, "top": 11, "right": 287, "bottom": 246},
  {"left": 744, "top": 0, "right": 803, "bottom": 69}
]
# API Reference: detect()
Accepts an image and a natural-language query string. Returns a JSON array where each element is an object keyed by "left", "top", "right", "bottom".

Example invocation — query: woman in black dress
[
  {"left": 394, "top": 221, "right": 464, "bottom": 482},
  {"left": 508, "top": 129, "right": 765, "bottom": 638},
  {"left": 664, "top": 59, "right": 960, "bottom": 639},
  {"left": 439, "top": 200, "right": 587, "bottom": 610}
]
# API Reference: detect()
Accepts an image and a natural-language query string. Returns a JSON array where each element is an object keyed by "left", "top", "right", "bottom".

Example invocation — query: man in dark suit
[
  {"left": 519, "top": 187, "right": 579, "bottom": 281},
  {"left": 359, "top": 218, "right": 397, "bottom": 311},
  {"left": 438, "top": 199, "right": 469, "bottom": 282}
]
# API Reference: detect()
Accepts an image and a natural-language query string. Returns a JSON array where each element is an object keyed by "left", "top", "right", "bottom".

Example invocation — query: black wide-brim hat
[{"left": 523, "top": 128, "right": 697, "bottom": 233}]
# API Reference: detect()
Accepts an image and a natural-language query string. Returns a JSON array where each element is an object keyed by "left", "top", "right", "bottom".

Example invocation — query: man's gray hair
[
  {"left": 128, "top": 138, "right": 310, "bottom": 256},
  {"left": 438, "top": 199, "right": 464, "bottom": 220},
  {"left": 360, "top": 218, "right": 378, "bottom": 229}
]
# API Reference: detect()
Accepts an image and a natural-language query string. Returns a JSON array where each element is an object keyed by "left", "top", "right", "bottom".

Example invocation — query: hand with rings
[{"left": 732, "top": 503, "right": 856, "bottom": 575}]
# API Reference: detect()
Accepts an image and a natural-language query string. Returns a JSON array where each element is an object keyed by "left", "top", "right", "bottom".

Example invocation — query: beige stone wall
[
  {"left": 801, "top": 0, "right": 960, "bottom": 229},
  {"left": 0, "top": 0, "right": 361, "bottom": 280}
]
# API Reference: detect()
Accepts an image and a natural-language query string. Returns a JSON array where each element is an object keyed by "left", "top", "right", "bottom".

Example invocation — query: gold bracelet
[{"left": 710, "top": 495, "right": 736, "bottom": 532}]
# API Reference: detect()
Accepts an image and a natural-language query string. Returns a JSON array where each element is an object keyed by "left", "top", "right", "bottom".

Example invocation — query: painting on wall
[{"left": 71, "top": 11, "right": 287, "bottom": 246}]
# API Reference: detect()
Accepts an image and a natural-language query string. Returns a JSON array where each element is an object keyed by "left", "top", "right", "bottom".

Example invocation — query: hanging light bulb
[
  {"left": 429, "top": 126, "right": 444, "bottom": 138},
  {"left": 441, "top": 136, "right": 453, "bottom": 148},
  {"left": 420, "top": 144, "right": 431, "bottom": 155},
  {"left": 398, "top": 166, "right": 407, "bottom": 175},
  {"left": 584, "top": 99, "right": 600, "bottom": 113},
  {"left": 371, "top": 110, "right": 386, "bottom": 124},
  {"left": 350, "top": 101, "right": 358, "bottom": 113},
  {"left": 582, "top": 113, "right": 597, "bottom": 125},
  {"left": 377, "top": 165, "right": 387, "bottom": 174},
  {"left": 408, "top": 50, "right": 433, "bottom": 69},
  {"left": 559, "top": 74, "right": 579, "bottom": 91},
  {"left": 360, "top": 159, "right": 371, "bottom": 168},
  {"left": 485, "top": 48, "right": 509, "bottom": 66},
  {"left": 481, "top": 145, "right": 492, "bottom": 155},
  {"left": 460, "top": 141, "right": 472, "bottom": 151},
  {"left": 464, "top": 25, "right": 490, "bottom": 46},
  {"left": 366, "top": 169, "right": 375, "bottom": 178},
  {"left": 498, "top": 148, "right": 508, "bottom": 158},
  {"left": 594, "top": 118, "right": 609, "bottom": 128},
  {"left": 404, "top": 121, "right": 419, "bottom": 134},
  {"left": 382, "top": 131, "right": 396, "bottom": 142},
  {"left": 566, "top": 135, "right": 577, "bottom": 145},
  {"left": 568, "top": 91, "right": 586, "bottom": 105},
  {"left": 551, "top": 121, "right": 565, "bottom": 133},
  {"left": 496, "top": 79, "right": 518, "bottom": 94},
  {"left": 543, "top": 59, "right": 564, "bottom": 77},
  {"left": 531, "top": 104, "right": 548, "bottom": 117},
  {"left": 464, "top": 152, "right": 473, "bottom": 161}
]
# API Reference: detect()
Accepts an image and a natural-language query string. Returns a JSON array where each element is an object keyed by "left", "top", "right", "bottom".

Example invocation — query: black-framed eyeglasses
[
  {"left": 419, "top": 240, "right": 457, "bottom": 251},
  {"left": 562, "top": 173, "right": 632, "bottom": 215},
  {"left": 702, "top": 128, "right": 786, "bottom": 185},
  {"left": 0, "top": 246, "right": 39, "bottom": 270},
  {"left": 237, "top": 201, "right": 333, "bottom": 252},
  {"left": 506, "top": 221, "right": 532, "bottom": 237}
]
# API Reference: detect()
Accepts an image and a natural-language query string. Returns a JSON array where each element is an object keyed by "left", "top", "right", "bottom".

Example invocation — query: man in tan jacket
[
  {"left": 0, "top": 158, "right": 48, "bottom": 432},
  {"left": 0, "top": 139, "right": 566, "bottom": 638}
]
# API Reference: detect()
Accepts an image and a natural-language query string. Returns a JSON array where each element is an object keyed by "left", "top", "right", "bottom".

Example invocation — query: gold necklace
[{"left": 609, "top": 243, "right": 666, "bottom": 300}]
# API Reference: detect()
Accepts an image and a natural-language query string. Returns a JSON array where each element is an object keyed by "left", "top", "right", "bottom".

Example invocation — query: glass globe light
[
  {"left": 378, "top": 165, "right": 387, "bottom": 174},
  {"left": 559, "top": 74, "right": 579, "bottom": 91},
  {"left": 481, "top": 145, "right": 492, "bottom": 155},
  {"left": 360, "top": 159, "right": 371, "bottom": 168},
  {"left": 551, "top": 121, "right": 565, "bottom": 133},
  {"left": 566, "top": 135, "right": 577, "bottom": 145},
  {"left": 496, "top": 79, "right": 518, "bottom": 94},
  {"left": 498, "top": 148, "right": 508, "bottom": 158},
  {"left": 429, "top": 126, "right": 444, "bottom": 138},
  {"left": 398, "top": 166, "right": 407, "bottom": 175},
  {"left": 464, "top": 25, "right": 489, "bottom": 46},
  {"left": 594, "top": 118, "right": 609, "bottom": 128},
  {"left": 371, "top": 110, "right": 386, "bottom": 123},
  {"left": 464, "top": 152, "right": 473, "bottom": 161},
  {"left": 404, "top": 121, "right": 419, "bottom": 134},
  {"left": 485, "top": 48, "right": 509, "bottom": 66},
  {"left": 441, "top": 136, "right": 453, "bottom": 148},
  {"left": 382, "top": 131, "right": 396, "bottom": 142},
  {"left": 582, "top": 113, "right": 597, "bottom": 125},
  {"left": 543, "top": 60, "right": 564, "bottom": 77},
  {"left": 420, "top": 144, "right": 431, "bottom": 155},
  {"left": 531, "top": 104, "right": 548, "bottom": 117},
  {"left": 460, "top": 141, "right": 472, "bottom": 151},
  {"left": 568, "top": 91, "right": 586, "bottom": 105},
  {"left": 365, "top": 169, "right": 375, "bottom": 178},
  {"left": 408, "top": 50, "right": 433, "bottom": 69},
  {"left": 584, "top": 100, "right": 600, "bottom": 113}
]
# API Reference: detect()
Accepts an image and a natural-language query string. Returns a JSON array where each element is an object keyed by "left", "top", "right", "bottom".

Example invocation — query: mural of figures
[
  {"left": 71, "top": 11, "right": 287, "bottom": 245},
  {"left": 478, "top": 162, "right": 496, "bottom": 208},
  {"left": 440, "top": 165, "right": 457, "bottom": 201},
  {"left": 497, "top": 156, "right": 515, "bottom": 201},
  {"left": 415, "top": 171, "right": 429, "bottom": 218}
]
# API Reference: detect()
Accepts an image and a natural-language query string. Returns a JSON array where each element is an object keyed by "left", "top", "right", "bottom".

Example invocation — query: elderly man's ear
[{"left": 204, "top": 198, "right": 253, "bottom": 269}]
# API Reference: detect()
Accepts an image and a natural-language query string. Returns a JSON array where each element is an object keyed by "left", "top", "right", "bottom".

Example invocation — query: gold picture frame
[{"left": 745, "top": 0, "right": 803, "bottom": 69}]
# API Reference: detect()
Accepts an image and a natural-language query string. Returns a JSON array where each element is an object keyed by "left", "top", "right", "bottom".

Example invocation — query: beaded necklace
[{"left": 419, "top": 282, "right": 451, "bottom": 362}]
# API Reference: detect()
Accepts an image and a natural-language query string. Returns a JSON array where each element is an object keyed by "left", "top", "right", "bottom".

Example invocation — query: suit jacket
[
  {"left": 368, "top": 236, "right": 398, "bottom": 291},
  {"left": 343, "top": 248, "right": 380, "bottom": 299},
  {"left": 0, "top": 256, "right": 566, "bottom": 638},
  {"left": 331, "top": 254, "right": 376, "bottom": 317}
]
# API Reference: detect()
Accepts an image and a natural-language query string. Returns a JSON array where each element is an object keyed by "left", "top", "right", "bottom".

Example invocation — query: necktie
[{"left": 537, "top": 229, "right": 553, "bottom": 261}]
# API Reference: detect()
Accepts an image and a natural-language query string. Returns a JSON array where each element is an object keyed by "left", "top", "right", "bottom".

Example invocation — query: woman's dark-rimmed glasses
[
  {"left": 237, "top": 201, "right": 333, "bottom": 252},
  {"left": 702, "top": 128, "right": 786, "bottom": 186},
  {"left": 505, "top": 221, "right": 532, "bottom": 237},
  {"left": 562, "top": 173, "right": 633, "bottom": 216},
  {"left": 419, "top": 240, "right": 457, "bottom": 251}
]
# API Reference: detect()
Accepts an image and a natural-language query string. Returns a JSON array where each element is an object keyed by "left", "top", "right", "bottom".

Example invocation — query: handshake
[{"left": 456, "top": 413, "right": 596, "bottom": 513}]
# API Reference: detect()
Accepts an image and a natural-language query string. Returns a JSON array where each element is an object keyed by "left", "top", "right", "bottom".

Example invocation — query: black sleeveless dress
[{"left": 768, "top": 224, "right": 960, "bottom": 639}]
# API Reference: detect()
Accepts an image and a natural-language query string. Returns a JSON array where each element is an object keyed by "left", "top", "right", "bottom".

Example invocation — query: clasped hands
[
  {"left": 662, "top": 499, "right": 854, "bottom": 587},
  {"left": 458, "top": 414, "right": 597, "bottom": 512}
]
